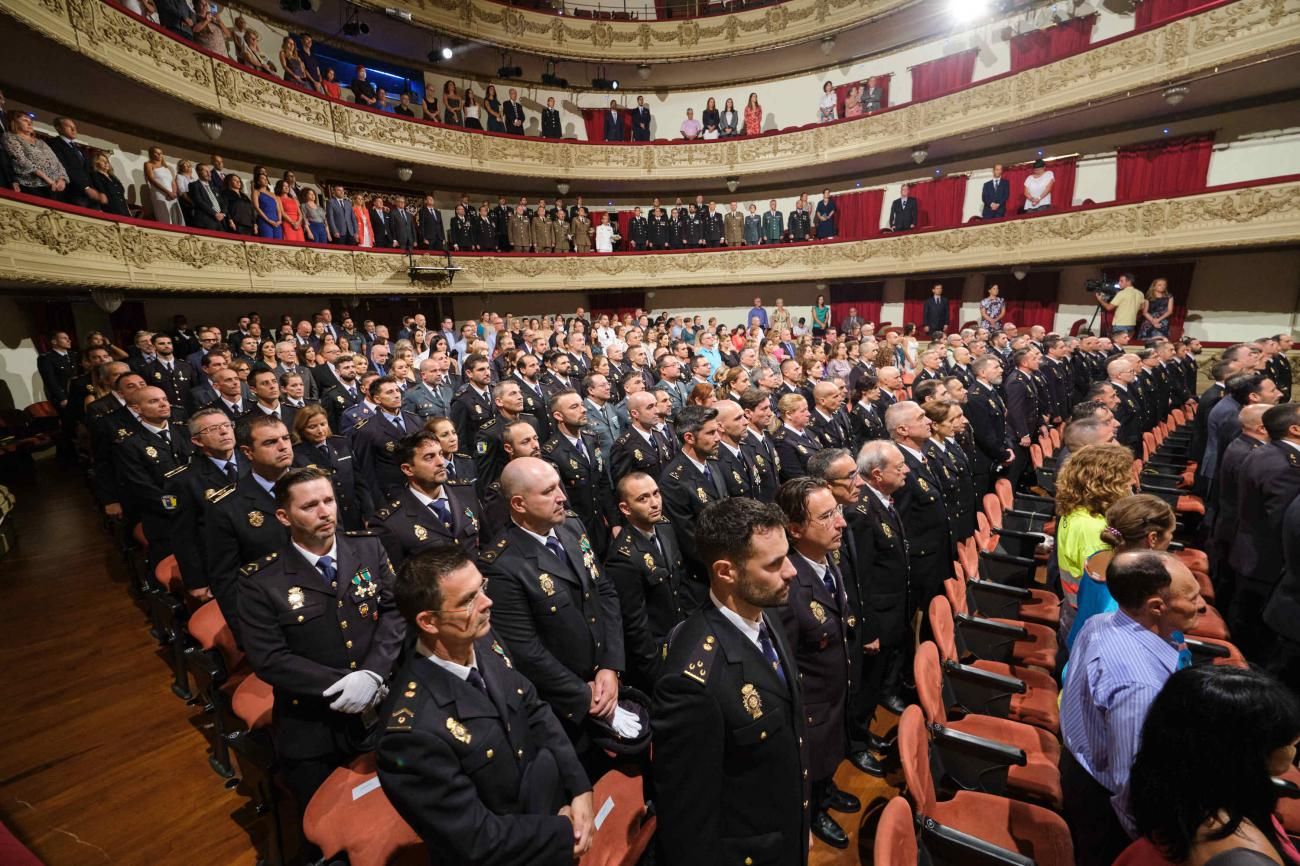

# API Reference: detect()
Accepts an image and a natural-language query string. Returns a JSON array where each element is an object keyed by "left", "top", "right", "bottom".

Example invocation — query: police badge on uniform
[
  {"left": 287, "top": 586, "right": 305, "bottom": 609},
  {"left": 741, "top": 683, "right": 763, "bottom": 719},
  {"left": 917, "top": 478, "right": 929, "bottom": 492},
  {"left": 385, "top": 441, "right": 397, "bottom": 453},
  {"left": 446, "top": 716, "right": 471, "bottom": 744},
  {"left": 145, "top": 446, "right": 158, "bottom": 459},
  {"left": 414, "top": 525, "right": 429, "bottom": 541},
  {"left": 465, "top": 508, "right": 479, "bottom": 532},
  {"left": 160, "top": 495, "right": 178, "bottom": 512},
  {"left": 696, "top": 487, "right": 708, "bottom": 503},
  {"left": 539, "top": 573, "right": 555, "bottom": 595},
  {"left": 248, "top": 510, "right": 264, "bottom": 527},
  {"left": 810, "top": 600, "right": 826, "bottom": 623},
  {"left": 643, "top": 553, "right": 656, "bottom": 571},
  {"left": 633, "top": 448, "right": 644, "bottom": 462},
  {"left": 881, "top": 522, "right": 893, "bottom": 539}
]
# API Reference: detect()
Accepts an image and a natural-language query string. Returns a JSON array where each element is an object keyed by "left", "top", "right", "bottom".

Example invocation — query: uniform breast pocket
[
  {"left": 535, "top": 589, "right": 574, "bottom": 617},
  {"left": 730, "top": 707, "right": 785, "bottom": 750},
  {"left": 278, "top": 603, "right": 327, "bottom": 627}
]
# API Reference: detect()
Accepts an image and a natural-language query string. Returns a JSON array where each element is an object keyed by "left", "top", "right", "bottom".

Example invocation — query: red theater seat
[{"left": 302, "top": 753, "right": 425, "bottom": 866}]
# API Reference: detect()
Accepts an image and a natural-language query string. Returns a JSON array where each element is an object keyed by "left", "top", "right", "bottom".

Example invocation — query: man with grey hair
[
  {"left": 402, "top": 357, "right": 453, "bottom": 420},
  {"left": 886, "top": 400, "right": 952, "bottom": 608},
  {"left": 851, "top": 439, "right": 913, "bottom": 719}
]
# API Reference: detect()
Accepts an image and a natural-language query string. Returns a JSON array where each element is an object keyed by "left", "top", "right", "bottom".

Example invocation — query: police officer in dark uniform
[
  {"left": 142, "top": 333, "right": 195, "bottom": 417},
  {"left": 165, "top": 407, "right": 246, "bottom": 596},
  {"left": 777, "top": 478, "right": 861, "bottom": 849},
  {"left": 238, "top": 466, "right": 405, "bottom": 811},
  {"left": 611, "top": 392, "right": 671, "bottom": 485},
  {"left": 740, "top": 389, "right": 781, "bottom": 502},
  {"left": 372, "top": 431, "right": 481, "bottom": 571},
  {"left": 788, "top": 204, "right": 811, "bottom": 242},
  {"left": 652, "top": 497, "right": 810, "bottom": 866},
  {"left": 474, "top": 381, "right": 540, "bottom": 493},
  {"left": 626, "top": 207, "right": 649, "bottom": 251},
  {"left": 715, "top": 399, "right": 759, "bottom": 497},
  {"left": 772, "top": 393, "right": 823, "bottom": 482},
  {"left": 113, "top": 386, "right": 192, "bottom": 567},
  {"left": 849, "top": 378, "right": 889, "bottom": 450},
  {"left": 205, "top": 413, "right": 294, "bottom": 643},
  {"left": 89, "top": 367, "right": 146, "bottom": 517},
  {"left": 377, "top": 546, "right": 595, "bottom": 866},
  {"left": 1108, "top": 357, "right": 1143, "bottom": 453},
  {"left": 292, "top": 404, "right": 372, "bottom": 531},
  {"left": 965, "top": 357, "right": 1014, "bottom": 497},
  {"left": 510, "top": 352, "right": 552, "bottom": 442},
  {"left": 808, "top": 381, "right": 850, "bottom": 450},
  {"left": 886, "top": 401, "right": 952, "bottom": 612},
  {"left": 479, "top": 458, "right": 624, "bottom": 766},
  {"left": 540, "top": 390, "right": 613, "bottom": 557},
  {"left": 660, "top": 406, "right": 728, "bottom": 591},
  {"left": 477, "top": 420, "right": 542, "bottom": 544},
  {"left": 426, "top": 415, "right": 479, "bottom": 486},
  {"left": 703, "top": 204, "right": 724, "bottom": 247},
  {"left": 353, "top": 376, "right": 422, "bottom": 503},
  {"left": 451, "top": 354, "right": 495, "bottom": 451},
  {"left": 603, "top": 472, "right": 693, "bottom": 692},
  {"left": 647, "top": 207, "right": 671, "bottom": 250},
  {"left": 1005, "top": 347, "right": 1046, "bottom": 490},
  {"left": 850, "top": 441, "right": 913, "bottom": 719}
]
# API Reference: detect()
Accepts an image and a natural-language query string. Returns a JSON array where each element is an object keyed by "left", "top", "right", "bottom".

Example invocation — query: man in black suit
[
  {"left": 652, "top": 497, "right": 810, "bottom": 866},
  {"left": 503, "top": 87, "right": 526, "bottom": 135},
  {"left": 377, "top": 546, "right": 595, "bottom": 865},
  {"left": 417, "top": 195, "right": 445, "bottom": 250},
  {"left": 541, "top": 96, "right": 562, "bottom": 139},
  {"left": 630, "top": 96, "right": 651, "bottom": 141},
  {"left": 1004, "top": 347, "right": 1047, "bottom": 489},
  {"left": 981, "top": 163, "right": 1010, "bottom": 219},
  {"left": 185, "top": 164, "right": 226, "bottom": 230},
  {"left": 479, "top": 458, "right": 624, "bottom": 767},
  {"left": 388, "top": 195, "right": 416, "bottom": 251},
  {"left": 208, "top": 367, "right": 249, "bottom": 421},
  {"left": 369, "top": 196, "right": 392, "bottom": 248},
  {"left": 777, "top": 477, "right": 862, "bottom": 849},
  {"left": 371, "top": 431, "right": 481, "bottom": 570},
  {"left": 886, "top": 183, "right": 918, "bottom": 232},
  {"left": 921, "top": 283, "right": 949, "bottom": 336},
  {"left": 660, "top": 406, "right": 729, "bottom": 592},
  {"left": 245, "top": 368, "right": 298, "bottom": 430},
  {"left": 142, "top": 333, "right": 195, "bottom": 414},
  {"left": 540, "top": 391, "right": 612, "bottom": 557},
  {"left": 1209, "top": 403, "right": 1268, "bottom": 612},
  {"left": 204, "top": 414, "right": 294, "bottom": 645},
  {"left": 611, "top": 391, "right": 672, "bottom": 485},
  {"left": 1233, "top": 403, "right": 1300, "bottom": 662},
  {"left": 602, "top": 100, "right": 625, "bottom": 142},
  {"left": 239, "top": 467, "right": 405, "bottom": 810},
  {"left": 353, "top": 376, "right": 423, "bottom": 503},
  {"left": 37, "top": 330, "right": 77, "bottom": 414},
  {"left": 114, "top": 386, "right": 192, "bottom": 567},
  {"left": 48, "top": 117, "right": 95, "bottom": 208},
  {"left": 165, "top": 407, "right": 246, "bottom": 598}
]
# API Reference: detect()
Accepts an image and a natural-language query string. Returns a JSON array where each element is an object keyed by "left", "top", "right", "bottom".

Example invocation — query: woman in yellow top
[{"left": 1053, "top": 442, "right": 1134, "bottom": 643}]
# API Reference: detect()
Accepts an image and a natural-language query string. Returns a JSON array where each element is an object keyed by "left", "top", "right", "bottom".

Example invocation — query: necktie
[
  {"left": 231, "top": 402, "right": 241, "bottom": 415},
  {"left": 319, "top": 443, "right": 330, "bottom": 462},
  {"left": 429, "top": 498, "right": 453, "bottom": 529},
  {"left": 757, "top": 623, "right": 786, "bottom": 684},
  {"left": 824, "top": 561, "right": 840, "bottom": 597},
  {"left": 466, "top": 667, "right": 488, "bottom": 695},
  {"left": 702, "top": 462, "right": 715, "bottom": 490},
  {"left": 225, "top": 461, "right": 238, "bottom": 484},
  {"left": 545, "top": 535, "right": 568, "bottom": 567},
  {"left": 575, "top": 437, "right": 588, "bottom": 462},
  {"left": 391, "top": 415, "right": 405, "bottom": 434},
  {"left": 159, "top": 428, "right": 171, "bottom": 445},
  {"left": 317, "top": 554, "right": 337, "bottom": 585},
  {"left": 445, "top": 460, "right": 457, "bottom": 480}
]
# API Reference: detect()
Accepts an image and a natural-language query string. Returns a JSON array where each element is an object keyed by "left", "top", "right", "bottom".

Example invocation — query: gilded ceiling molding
[
  {"left": 6, "top": 0, "right": 1299, "bottom": 182},
  {"left": 1, "top": 182, "right": 1297, "bottom": 295},
  {"left": 344, "top": 0, "right": 916, "bottom": 63}
]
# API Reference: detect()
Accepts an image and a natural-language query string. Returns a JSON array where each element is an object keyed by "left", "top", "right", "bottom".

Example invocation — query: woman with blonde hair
[
  {"left": 1054, "top": 442, "right": 1135, "bottom": 641},
  {"left": 1137, "top": 277, "right": 1174, "bottom": 340}
]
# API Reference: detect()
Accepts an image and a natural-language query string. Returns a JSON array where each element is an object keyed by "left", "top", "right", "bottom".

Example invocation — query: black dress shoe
[
  {"left": 869, "top": 733, "right": 895, "bottom": 753},
  {"left": 882, "top": 694, "right": 909, "bottom": 715},
  {"left": 850, "top": 750, "right": 885, "bottom": 777},
  {"left": 811, "top": 811, "right": 849, "bottom": 849},
  {"left": 824, "top": 785, "right": 861, "bottom": 813}
]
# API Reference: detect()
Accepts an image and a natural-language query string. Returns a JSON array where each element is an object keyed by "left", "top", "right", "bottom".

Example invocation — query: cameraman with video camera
[{"left": 1093, "top": 272, "right": 1146, "bottom": 338}]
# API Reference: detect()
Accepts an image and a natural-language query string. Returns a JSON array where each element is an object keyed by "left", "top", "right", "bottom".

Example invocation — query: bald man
[
  {"left": 610, "top": 390, "right": 672, "bottom": 485},
  {"left": 114, "top": 386, "right": 191, "bottom": 566},
  {"left": 480, "top": 458, "right": 625, "bottom": 768}
]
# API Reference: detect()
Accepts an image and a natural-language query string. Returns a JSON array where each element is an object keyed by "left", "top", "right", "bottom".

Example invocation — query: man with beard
[
  {"left": 660, "top": 406, "right": 729, "bottom": 591},
  {"left": 652, "top": 497, "right": 809, "bottom": 866},
  {"left": 540, "top": 390, "right": 612, "bottom": 557},
  {"left": 239, "top": 466, "right": 404, "bottom": 811},
  {"left": 372, "top": 430, "right": 482, "bottom": 570}
]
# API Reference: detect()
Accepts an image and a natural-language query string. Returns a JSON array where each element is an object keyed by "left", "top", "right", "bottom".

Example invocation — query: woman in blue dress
[
  {"left": 813, "top": 188, "right": 837, "bottom": 239},
  {"left": 483, "top": 84, "right": 505, "bottom": 133},
  {"left": 252, "top": 175, "right": 282, "bottom": 239}
]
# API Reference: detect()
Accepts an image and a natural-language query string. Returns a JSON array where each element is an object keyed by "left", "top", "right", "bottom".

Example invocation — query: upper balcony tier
[{"left": 6, "top": 0, "right": 1300, "bottom": 187}]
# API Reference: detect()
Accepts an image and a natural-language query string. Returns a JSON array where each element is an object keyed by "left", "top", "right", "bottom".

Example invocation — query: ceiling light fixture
[
  {"left": 1163, "top": 85, "right": 1190, "bottom": 106},
  {"left": 195, "top": 113, "right": 223, "bottom": 141},
  {"left": 911, "top": 144, "right": 929, "bottom": 164}
]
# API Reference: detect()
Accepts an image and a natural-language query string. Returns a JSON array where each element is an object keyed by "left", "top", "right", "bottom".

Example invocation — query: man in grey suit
[
  {"left": 402, "top": 356, "right": 454, "bottom": 420},
  {"left": 582, "top": 372, "right": 622, "bottom": 471},
  {"left": 862, "top": 76, "right": 884, "bottom": 113},
  {"left": 274, "top": 340, "right": 319, "bottom": 401},
  {"left": 326, "top": 184, "right": 357, "bottom": 245},
  {"left": 654, "top": 355, "right": 689, "bottom": 418}
]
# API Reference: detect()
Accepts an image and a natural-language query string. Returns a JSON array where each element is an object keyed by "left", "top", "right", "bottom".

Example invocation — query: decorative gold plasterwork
[
  {"left": 5, "top": 0, "right": 1299, "bottom": 182},
  {"left": 343, "top": 0, "right": 914, "bottom": 62},
  {"left": 1, "top": 182, "right": 1297, "bottom": 295}
]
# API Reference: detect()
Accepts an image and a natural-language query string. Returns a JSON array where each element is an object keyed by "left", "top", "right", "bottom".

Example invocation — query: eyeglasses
[
  {"left": 811, "top": 505, "right": 845, "bottom": 526},
  {"left": 433, "top": 576, "right": 489, "bottom": 623},
  {"left": 197, "top": 421, "right": 234, "bottom": 435}
]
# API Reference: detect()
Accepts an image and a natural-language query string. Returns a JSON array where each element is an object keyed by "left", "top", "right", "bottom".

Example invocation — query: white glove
[
  {"left": 611, "top": 705, "right": 643, "bottom": 739},
  {"left": 323, "top": 670, "right": 382, "bottom": 714}
]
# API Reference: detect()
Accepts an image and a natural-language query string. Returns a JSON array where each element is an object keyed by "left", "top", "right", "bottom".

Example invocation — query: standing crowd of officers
[{"left": 36, "top": 302, "right": 1296, "bottom": 865}]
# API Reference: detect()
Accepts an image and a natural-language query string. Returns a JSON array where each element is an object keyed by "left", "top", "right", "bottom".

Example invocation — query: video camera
[{"left": 1085, "top": 274, "right": 1119, "bottom": 302}]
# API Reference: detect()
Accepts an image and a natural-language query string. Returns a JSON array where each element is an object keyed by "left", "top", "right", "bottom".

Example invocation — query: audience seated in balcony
[{"left": 238, "top": 28, "right": 276, "bottom": 77}]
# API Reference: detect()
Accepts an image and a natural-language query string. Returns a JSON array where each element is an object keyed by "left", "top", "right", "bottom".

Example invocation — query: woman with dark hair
[
  {"left": 1128, "top": 665, "right": 1300, "bottom": 866},
  {"left": 254, "top": 338, "right": 278, "bottom": 372},
  {"left": 922, "top": 399, "right": 974, "bottom": 542},
  {"left": 292, "top": 404, "right": 371, "bottom": 531},
  {"left": 223, "top": 174, "right": 255, "bottom": 235},
  {"left": 848, "top": 374, "right": 887, "bottom": 449}
]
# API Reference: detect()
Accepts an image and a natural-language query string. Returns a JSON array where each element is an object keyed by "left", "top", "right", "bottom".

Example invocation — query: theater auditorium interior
[{"left": 1, "top": 0, "right": 1300, "bottom": 862}]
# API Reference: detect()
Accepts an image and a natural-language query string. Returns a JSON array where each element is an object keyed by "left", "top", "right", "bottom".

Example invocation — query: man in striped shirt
[{"left": 1060, "top": 550, "right": 1205, "bottom": 866}]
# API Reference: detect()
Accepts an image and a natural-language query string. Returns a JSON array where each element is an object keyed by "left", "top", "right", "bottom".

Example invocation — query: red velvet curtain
[
  {"left": 984, "top": 271, "right": 1061, "bottom": 331},
  {"left": 581, "top": 110, "right": 604, "bottom": 143},
  {"left": 1136, "top": 0, "right": 1214, "bottom": 28},
  {"left": 591, "top": 291, "right": 646, "bottom": 321},
  {"left": 910, "top": 49, "right": 979, "bottom": 102},
  {"left": 1010, "top": 15, "right": 1095, "bottom": 72},
  {"left": 616, "top": 211, "right": 634, "bottom": 249},
  {"left": 830, "top": 282, "right": 884, "bottom": 331},
  {"left": 833, "top": 75, "right": 892, "bottom": 118},
  {"left": 907, "top": 176, "right": 968, "bottom": 230},
  {"left": 836, "top": 189, "right": 884, "bottom": 240},
  {"left": 902, "top": 278, "right": 964, "bottom": 334},
  {"left": 1001, "top": 156, "right": 1078, "bottom": 215},
  {"left": 1116, "top": 134, "right": 1214, "bottom": 203}
]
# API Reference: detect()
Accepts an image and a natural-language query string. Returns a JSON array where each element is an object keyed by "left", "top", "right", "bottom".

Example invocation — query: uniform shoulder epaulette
[
  {"left": 116, "top": 427, "right": 135, "bottom": 441},
  {"left": 615, "top": 541, "right": 633, "bottom": 557},
  {"left": 375, "top": 506, "right": 393, "bottom": 520},
  {"left": 445, "top": 477, "right": 472, "bottom": 487},
  {"left": 614, "top": 431, "right": 633, "bottom": 445},
  {"left": 541, "top": 438, "right": 557, "bottom": 453},
  {"left": 854, "top": 502, "right": 870, "bottom": 516},
  {"left": 453, "top": 383, "right": 472, "bottom": 397},
  {"left": 354, "top": 417, "right": 369, "bottom": 430},
  {"left": 240, "top": 551, "right": 278, "bottom": 576},
  {"left": 564, "top": 509, "right": 581, "bottom": 520},
  {"left": 210, "top": 485, "right": 236, "bottom": 503},
  {"left": 771, "top": 427, "right": 786, "bottom": 440},
  {"left": 479, "top": 417, "right": 497, "bottom": 430},
  {"left": 681, "top": 630, "right": 718, "bottom": 685},
  {"left": 164, "top": 463, "right": 190, "bottom": 478},
  {"left": 345, "top": 529, "right": 377, "bottom": 537}
]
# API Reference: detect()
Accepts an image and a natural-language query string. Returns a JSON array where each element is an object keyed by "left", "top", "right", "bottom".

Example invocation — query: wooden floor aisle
[{"left": 0, "top": 457, "right": 264, "bottom": 865}]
